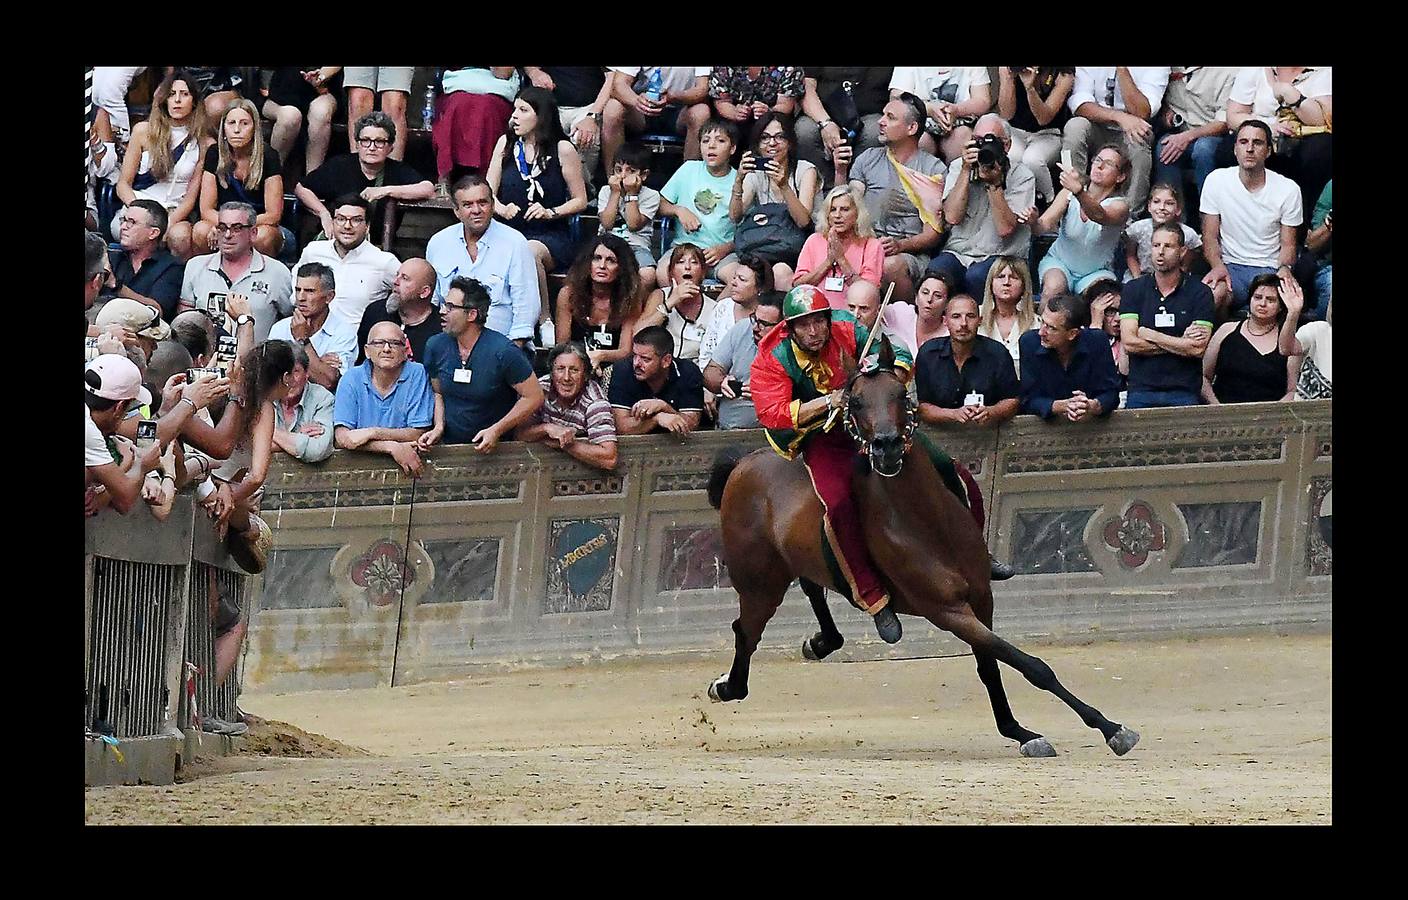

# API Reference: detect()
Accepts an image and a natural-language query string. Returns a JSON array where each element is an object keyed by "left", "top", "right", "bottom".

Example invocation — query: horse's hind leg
[
  {"left": 940, "top": 610, "right": 1140, "bottom": 756},
  {"left": 709, "top": 585, "right": 786, "bottom": 703},
  {"left": 968, "top": 597, "right": 1052, "bottom": 755},
  {"left": 799, "top": 578, "right": 845, "bottom": 661}
]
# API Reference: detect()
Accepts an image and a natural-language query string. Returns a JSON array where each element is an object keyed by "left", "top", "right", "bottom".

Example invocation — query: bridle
[{"left": 842, "top": 371, "right": 918, "bottom": 478}]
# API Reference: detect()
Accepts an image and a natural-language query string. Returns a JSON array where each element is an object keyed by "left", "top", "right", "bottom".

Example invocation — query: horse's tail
[{"left": 707, "top": 445, "right": 750, "bottom": 510}]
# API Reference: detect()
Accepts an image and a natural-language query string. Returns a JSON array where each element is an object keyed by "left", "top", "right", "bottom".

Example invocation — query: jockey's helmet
[{"left": 782, "top": 285, "right": 831, "bottom": 323}]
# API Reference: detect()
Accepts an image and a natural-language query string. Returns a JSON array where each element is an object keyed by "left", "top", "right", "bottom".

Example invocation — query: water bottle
[
  {"left": 422, "top": 84, "right": 436, "bottom": 128},
  {"left": 644, "top": 68, "right": 664, "bottom": 104}
]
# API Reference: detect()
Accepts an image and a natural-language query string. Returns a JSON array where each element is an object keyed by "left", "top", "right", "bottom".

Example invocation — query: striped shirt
[{"left": 528, "top": 376, "right": 617, "bottom": 445}]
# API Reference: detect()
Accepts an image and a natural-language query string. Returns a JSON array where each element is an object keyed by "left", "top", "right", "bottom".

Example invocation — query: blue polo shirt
[
  {"left": 915, "top": 334, "right": 1019, "bottom": 409},
  {"left": 333, "top": 360, "right": 435, "bottom": 431},
  {"left": 1120, "top": 273, "right": 1215, "bottom": 395},
  {"left": 423, "top": 329, "right": 535, "bottom": 444},
  {"left": 1018, "top": 328, "right": 1121, "bottom": 419}
]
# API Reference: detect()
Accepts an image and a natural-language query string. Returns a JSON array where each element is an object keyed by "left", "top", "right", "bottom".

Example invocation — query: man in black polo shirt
[
  {"left": 108, "top": 199, "right": 184, "bottom": 321},
  {"left": 356, "top": 258, "right": 443, "bottom": 364},
  {"left": 1019, "top": 292, "right": 1121, "bottom": 421},
  {"left": 1120, "top": 222, "right": 1214, "bottom": 409},
  {"left": 915, "top": 295, "right": 1020, "bottom": 427},
  {"left": 608, "top": 326, "right": 704, "bottom": 435}
]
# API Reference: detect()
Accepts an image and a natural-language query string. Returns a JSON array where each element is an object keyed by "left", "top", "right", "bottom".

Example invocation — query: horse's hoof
[
  {"left": 802, "top": 637, "right": 820, "bottom": 661},
  {"left": 707, "top": 675, "right": 730, "bottom": 703},
  {"left": 1020, "top": 737, "right": 1058, "bottom": 758},
  {"left": 1107, "top": 726, "right": 1140, "bottom": 756}
]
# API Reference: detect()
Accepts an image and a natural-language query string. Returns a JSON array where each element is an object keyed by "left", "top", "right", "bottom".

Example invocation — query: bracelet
[
  {"left": 179, "top": 397, "right": 197, "bottom": 411},
  {"left": 818, "top": 118, "right": 834, "bottom": 129}
]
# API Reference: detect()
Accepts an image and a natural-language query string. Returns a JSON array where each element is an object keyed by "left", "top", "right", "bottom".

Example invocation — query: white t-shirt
[
  {"left": 699, "top": 296, "right": 748, "bottom": 369},
  {"left": 610, "top": 67, "right": 711, "bottom": 98},
  {"left": 1069, "top": 67, "right": 1170, "bottom": 115},
  {"left": 86, "top": 406, "right": 114, "bottom": 467},
  {"left": 1199, "top": 167, "right": 1303, "bottom": 268},
  {"left": 596, "top": 185, "right": 661, "bottom": 255},
  {"left": 889, "top": 67, "right": 990, "bottom": 105},
  {"left": 1294, "top": 321, "right": 1332, "bottom": 399},
  {"left": 1229, "top": 67, "right": 1333, "bottom": 123},
  {"left": 1123, "top": 218, "right": 1203, "bottom": 278}
]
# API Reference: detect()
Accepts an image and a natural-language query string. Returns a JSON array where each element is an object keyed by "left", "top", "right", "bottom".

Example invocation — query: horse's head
[{"left": 844, "top": 336, "right": 916, "bottom": 478}]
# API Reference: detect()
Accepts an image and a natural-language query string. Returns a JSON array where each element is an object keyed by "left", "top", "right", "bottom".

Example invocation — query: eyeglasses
[
  {"left": 358, "top": 137, "right": 391, "bottom": 149},
  {"left": 759, "top": 133, "right": 786, "bottom": 144},
  {"left": 333, "top": 215, "right": 367, "bottom": 226},
  {"left": 366, "top": 339, "right": 404, "bottom": 350},
  {"left": 119, "top": 216, "right": 154, "bottom": 229},
  {"left": 751, "top": 314, "right": 781, "bottom": 329},
  {"left": 214, "top": 223, "right": 252, "bottom": 234},
  {"left": 442, "top": 300, "right": 470, "bottom": 311}
]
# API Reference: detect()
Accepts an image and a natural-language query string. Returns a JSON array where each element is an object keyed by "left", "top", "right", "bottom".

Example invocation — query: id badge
[
  {"left": 824, "top": 276, "right": 845, "bottom": 293},
  {"left": 594, "top": 328, "right": 614, "bottom": 348},
  {"left": 682, "top": 323, "right": 704, "bottom": 343},
  {"left": 453, "top": 368, "right": 473, "bottom": 384},
  {"left": 964, "top": 391, "right": 985, "bottom": 407},
  {"left": 1154, "top": 312, "right": 1176, "bottom": 328}
]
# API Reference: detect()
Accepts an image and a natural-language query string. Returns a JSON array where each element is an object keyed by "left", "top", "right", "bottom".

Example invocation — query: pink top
[{"left": 794, "top": 233, "right": 885, "bottom": 309}]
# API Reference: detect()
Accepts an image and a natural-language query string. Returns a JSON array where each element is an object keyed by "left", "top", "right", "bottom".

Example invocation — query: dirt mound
[{"left": 237, "top": 715, "right": 370, "bottom": 759}]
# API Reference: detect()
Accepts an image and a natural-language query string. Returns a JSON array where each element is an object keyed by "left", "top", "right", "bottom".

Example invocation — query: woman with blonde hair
[
  {"left": 114, "top": 69, "right": 210, "bottom": 258},
  {"left": 791, "top": 184, "right": 883, "bottom": 309},
  {"left": 979, "top": 256, "right": 1037, "bottom": 373},
  {"left": 193, "top": 98, "right": 288, "bottom": 258}
]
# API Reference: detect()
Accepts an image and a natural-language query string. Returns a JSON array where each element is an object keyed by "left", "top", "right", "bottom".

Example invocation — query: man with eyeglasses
[
  {"left": 295, "top": 194, "right": 401, "bottom": 330},
  {"left": 295, "top": 111, "right": 434, "bottom": 241},
  {"left": 179, "top": 201, "right": 293, "bottom": 342},
  {"left": 1063, "top": 67, "right": 1170, "bottom": 218},
  {"left": 269, "top": 262, "right": 358, "bottom": 390},
  {"left": 107, "top": 199, "right": 184, "bottom": 321},
  {"left": 1019, "top": 292, "right": 1121, "bottom": 422},
  {"left": 333, "top": 321, "right": 435, "bottom": 476},
  {"left": 701, "top": 291, "right": 784, "bottom": 429}
]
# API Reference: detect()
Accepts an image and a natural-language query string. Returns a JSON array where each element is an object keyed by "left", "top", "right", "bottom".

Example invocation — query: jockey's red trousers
[
  {"left": 803, "top": 430, "right": 989, "bottom": 615},
  {"left": 803, "top": 429, "right": 889, "bottom": 614}
]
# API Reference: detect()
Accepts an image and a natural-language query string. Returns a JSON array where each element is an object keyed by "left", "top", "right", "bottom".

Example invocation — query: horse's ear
[{"left": 877, "top": 334, "right": 895, "bottom": 371}]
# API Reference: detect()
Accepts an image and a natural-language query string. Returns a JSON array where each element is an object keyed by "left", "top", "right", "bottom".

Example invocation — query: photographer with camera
[
  {"left": 928, "top": 115, "right": 1036, "bottom": 301},
  {"left": 1063, "top": 67, "right": 1169, "bottom": 218},
  {"left": 997, "top": 67, "right": 1075, "bottom": 205},
  {"left": 889, "top": 67, "right": 993, "bottom": 164}
]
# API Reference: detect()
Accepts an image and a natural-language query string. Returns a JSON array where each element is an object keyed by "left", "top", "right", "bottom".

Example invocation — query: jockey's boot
[
  {"left": 990, "top": 555, "right": 1016, "bottom": 581},
  {"left": 872, "top": 603, "right": 902, "bottom": 644}
]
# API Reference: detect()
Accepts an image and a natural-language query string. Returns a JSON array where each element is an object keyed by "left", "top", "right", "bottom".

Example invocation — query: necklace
[{"left": 1246, "top": 321, "right": 1277, "bottom": 337}]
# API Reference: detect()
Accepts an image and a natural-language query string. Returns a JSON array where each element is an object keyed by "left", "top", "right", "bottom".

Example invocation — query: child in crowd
[
  {"left": 1123, "top": 183, "right": 1202, "bottom": 280},
  {"left": 598, "top": 143, "right": 660, "bottom": 292},
  {"left": 656, "top": 119, "right": 740, "bottom": 286}
]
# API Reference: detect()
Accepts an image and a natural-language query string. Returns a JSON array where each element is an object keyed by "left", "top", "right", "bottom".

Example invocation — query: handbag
[{"left": 733, "top": 202, "right": 808, "bottom": 264}]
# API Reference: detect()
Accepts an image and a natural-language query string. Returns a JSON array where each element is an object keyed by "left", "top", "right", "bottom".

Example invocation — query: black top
[
  {"left": 542, "top": 67, "right": 605, "bottom": 109},
  {"left": 570, "top": 317, "right": 624, "bottom": 353},
  {"left": 811, "top": 67, "right": 894, "bottom": 116},
  {"left": 266, "top": 67, "right": 343, "bottom": 111},
  {"left": 915, "top": 334, "right": 1020, "bottom": 409},
  {"left": 607, "top": 357, "right": 705, "bottom": 432},
  {"left": 108, "top": 248, "right": 184, "bottom": 321},
  {"left": 203, "top": 145, "right": 283, "bottom": 215},
  {"left": 1212, "top": 322, "right": 1288, "bottom": 404},
  {"left": 1007, "top": 68, "right": 1074, "bottom": 134},
  {"left": 1120, "top": 273, "right": 1216, "bottom": 395},
  {"left": 356, "top": 302, "right": 445, "bottom": 366},
  {"left": 1017, "top": 327, "right": 1121, "bottom": 419},
  {"left": 496, "top": 142, "right": 572, "bottom": 242},
  {"left": 299, "top": 153, "right": 428, "bottom": 233}
]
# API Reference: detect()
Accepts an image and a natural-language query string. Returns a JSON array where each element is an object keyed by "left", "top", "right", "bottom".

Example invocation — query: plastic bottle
[
  {"left": 422, "top": 84, "right": 436, "bottom": 128},
  {"left": 644, "top": 68, "right": 664, "bottom": 104}
]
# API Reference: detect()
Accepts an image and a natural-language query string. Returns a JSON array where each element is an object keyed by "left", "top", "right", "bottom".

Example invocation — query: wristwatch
[
  {"left": 622, "top": 194, "right": 640, "bottom": 204},
  {"left": 818, "top": 118, "right": 834, "bottom": 130},
  {"left": 234, "top": 314, "right": 254, "bottom": 328}
]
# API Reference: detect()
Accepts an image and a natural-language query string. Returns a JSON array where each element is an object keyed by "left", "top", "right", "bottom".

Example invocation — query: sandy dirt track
[{"left": 85, "top": 633, "right": 1331, "bottom": 824}]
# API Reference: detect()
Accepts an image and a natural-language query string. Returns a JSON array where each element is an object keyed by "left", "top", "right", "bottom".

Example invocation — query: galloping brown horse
[{"left": 705, "top": 337, "right": 1139, "bottom": 758}]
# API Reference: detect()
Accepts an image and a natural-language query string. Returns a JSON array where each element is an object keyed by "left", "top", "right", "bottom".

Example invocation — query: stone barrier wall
[{"left": 244, "top": 400, "right": 1331, "bottom": 692}]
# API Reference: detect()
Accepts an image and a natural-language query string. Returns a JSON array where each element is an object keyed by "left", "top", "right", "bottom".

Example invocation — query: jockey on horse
[{"left": 749, "top": 284, "right": 1013, "bottom": 645}]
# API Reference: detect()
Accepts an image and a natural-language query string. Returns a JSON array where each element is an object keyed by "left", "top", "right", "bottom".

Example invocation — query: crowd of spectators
[{"left": 87, "top": 65, "right": 1334, "bottom": 501}]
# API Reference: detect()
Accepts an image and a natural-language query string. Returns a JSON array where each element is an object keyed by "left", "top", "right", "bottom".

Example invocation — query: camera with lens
[{"left": 968, "top": 134, "right": 1009, "bottom": 183}]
